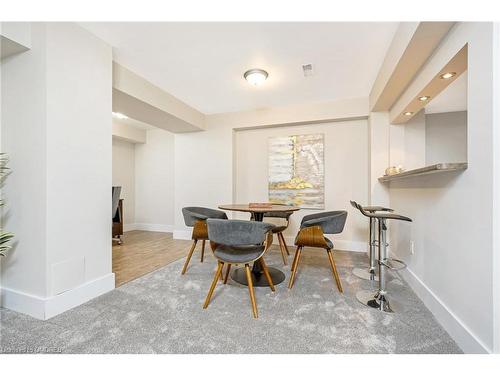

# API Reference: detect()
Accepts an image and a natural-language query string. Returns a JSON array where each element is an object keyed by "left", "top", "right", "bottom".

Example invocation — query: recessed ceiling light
[
  {"left": 418, "top": 96, "right": 430, "bottom": 101},
  {"left": 440, "top": 72, "right": 456, "bottom": 79},
  {"left": 404, "top": 112, "right": 413, "bottom": 116},
  {"left": 244, "top": 69, "right": 268, "bottom": 86},
  {"left": 112, "top": 112, "right": 128, "bottom": 120}
]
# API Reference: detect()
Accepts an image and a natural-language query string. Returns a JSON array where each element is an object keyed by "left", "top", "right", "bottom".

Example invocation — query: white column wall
[
  {"left": 134, "top": 129, "right": 175, "bottom": 232},
  {"left": 1, "top": 23, "right": 114, "bottom": 319},
  {"left": 368, "top": 112, "right": 390, "bottom": 207},
  {"left": 1, "top": 23, "right": 48, "bottom": 299},
  {"left": 492, "top": 22, "right": 500, "bottom": 354}
]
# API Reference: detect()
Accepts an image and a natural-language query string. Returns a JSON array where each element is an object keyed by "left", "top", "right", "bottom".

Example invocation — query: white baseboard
[
  {"left": 171, "top": 229, "right": 365, "bottom": 253},
  {"left": 173, "top": 229, "right": 192, "bottom": 240},
  {"left": 123, "top": 223, "right": 138, "bottom": 232},
  {"left": 0, "top": 287, "right": 46, "bottom": 320},
  {"left": 125, "top": 223, "right": 174, "bottom": 233},
  {"left": 398, "top": 266, "right": 490, "bottom": 353},
  {"left": 1, "top": 273, "right": 115, "bottom": 320}
]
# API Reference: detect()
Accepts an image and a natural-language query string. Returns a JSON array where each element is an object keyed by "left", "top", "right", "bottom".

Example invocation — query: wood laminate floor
[{"left": 112, "top": 230, "right": 192, "bottom": 287}]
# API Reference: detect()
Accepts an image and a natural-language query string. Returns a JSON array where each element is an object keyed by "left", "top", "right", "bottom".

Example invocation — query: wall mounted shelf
[{"left": 378, "top": 162, "right": 468, "bottom": 182}]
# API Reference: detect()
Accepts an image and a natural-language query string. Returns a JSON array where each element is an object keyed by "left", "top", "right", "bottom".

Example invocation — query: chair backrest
[
  {"left": 112, "top": 186, "right": 121, "bottom": 218},
  {"left": 207, "top": 219, "right": 274, "bottom": 246},
  {"left": 182, "top": 207, "right": 228, "bottom": 227},
  {"left": 263, "top": 211, "right": 293, "bottom": 219},
  {"left": 300, "top": 210, "right": 347, "bottom": 234}
]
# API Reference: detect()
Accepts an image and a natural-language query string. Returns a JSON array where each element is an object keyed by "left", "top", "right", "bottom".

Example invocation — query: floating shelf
[{"left": 379, "top": 162, "right": 468, "bottom": 182}]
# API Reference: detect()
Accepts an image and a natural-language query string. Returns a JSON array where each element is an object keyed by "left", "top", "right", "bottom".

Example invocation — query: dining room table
[{"left": 218, "top": 203, "right": 300, "bottom": 287}]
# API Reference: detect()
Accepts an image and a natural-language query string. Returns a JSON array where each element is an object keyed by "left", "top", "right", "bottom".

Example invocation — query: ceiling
[
  {"left": 113, "top": 115, "right": 157, "bottom": 130},
  {"left": 425, "top": 72, "right": 467, "bottom": 114},
  {"left": 81, "top": 22, "right": 398, "bottom": 114}
]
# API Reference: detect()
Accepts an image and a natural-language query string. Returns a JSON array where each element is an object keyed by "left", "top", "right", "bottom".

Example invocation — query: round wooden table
[{"left": 218, "top": 204, "right": 300, "bottom": 287}]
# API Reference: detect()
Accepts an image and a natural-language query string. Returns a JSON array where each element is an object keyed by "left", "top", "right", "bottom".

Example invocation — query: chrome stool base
[
  {"left": 352, "top": 267, "right": 379, "bottom": 281},
  {"left": 356, "top": 289, "right": 399, "bottom": 313}
]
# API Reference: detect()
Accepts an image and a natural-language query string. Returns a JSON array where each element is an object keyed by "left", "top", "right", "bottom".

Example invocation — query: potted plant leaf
[{"left": 0, "top": 153, "right": 13, "bottom": 257}]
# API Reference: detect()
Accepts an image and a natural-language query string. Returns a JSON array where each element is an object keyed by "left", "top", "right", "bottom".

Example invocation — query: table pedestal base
[{"left": 231, "top": 266, "right": 286, "bottom": 287}]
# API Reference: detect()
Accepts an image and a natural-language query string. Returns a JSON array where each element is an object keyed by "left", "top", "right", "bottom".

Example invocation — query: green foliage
[
  {"left": 0, "top": 153, "right": 13, "bottom": 256},
  {"left": 0, "top": 231, "right": 14, "bottom": 256}
]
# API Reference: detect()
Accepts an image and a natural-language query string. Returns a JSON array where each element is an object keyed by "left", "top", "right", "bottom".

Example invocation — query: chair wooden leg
[
  {"left": 277, "top": 233, "right": 288, "bottom": 265},
  {"left": 244, "top": 264, "right": 258, "bottom": 318},
  {"left": 200, "top": 240, "right": 205, "bottom": 263},
  {"left": 223, "top": 264, "right": 232, "bottom": 284},
  {"left": 279, "top": 232, "right": 290, "bottom": 255},
  {"left": 181, "top": 240, "right": 198, "bottom": 275},
  {"left": 203, "top": 261, "right": 224, "bottom": 309},
  {"left": 290, "top": 246, "right": 300, "bottom": 271},
  {"left": 326, "top": 249, "right": 343, "bottom": 293},
  {"left": 288, "top": 246, "right": 302, "bottom": 289},
  {"left": 259, "top": 258, "right": 275, "bottom": 292}
]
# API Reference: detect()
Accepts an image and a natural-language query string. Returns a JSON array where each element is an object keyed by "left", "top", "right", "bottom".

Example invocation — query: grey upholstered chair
[
  {"left": 262, "top": 211, "right": 293, "bottom": 265},
  {"left": 289, "top": 210, "right": 348, "bottom": 293},
  {"left": 203, "top": 219, "right": 275, "bottom": 319},
  {"left": 181, "top": 207, "right": 228, "bottom": 275}
]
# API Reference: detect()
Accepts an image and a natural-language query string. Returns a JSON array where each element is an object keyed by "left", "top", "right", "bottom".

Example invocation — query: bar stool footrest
[
  {"left": 379, "top": 258, "right": 406, "bottom": 271},
  {"left": 352, "top": 267, "right": 379, "bottom": 281}
]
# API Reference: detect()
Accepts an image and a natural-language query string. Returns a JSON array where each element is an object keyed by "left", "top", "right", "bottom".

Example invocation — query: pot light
[
  {"left": 244, "top": 69, "right": 268, "bottom": 86},
  {"left": 440, "top": 72, "right": 456, "bottom": 80},
  {"left": 112, "top": 112, "right": 128, "bottom": 120},
  {"left": 418, "top": 96, "right": 430, "bottom": 102},
  {"left": 404, "top": 111, "right": 413, "bottom": 116}
]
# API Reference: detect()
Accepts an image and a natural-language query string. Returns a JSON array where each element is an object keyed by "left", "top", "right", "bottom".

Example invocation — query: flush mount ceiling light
[
  {"left": 440, "top": 72, "right": 456, "bottom": 80},
  {"left": 418, "top": 95, "right": 431, "bottom": 101},
  {"left": 244, "top": 69, "right": 268, "bottom": 86},
  {"left": 404, "top": 111, "right": 414, "bottom": 116},
  {"left": 112, "top": 112, "right": 128, "bottom": 120}
]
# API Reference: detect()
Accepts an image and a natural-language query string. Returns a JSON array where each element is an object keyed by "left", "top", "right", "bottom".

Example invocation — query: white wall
[
  {"left": 174, "top": 98, "right": 369, "bottom": 242},
  {"left": 492, "top": 22, "right": 500, "bottom": 354},
  {"left": 1, "top": 23, "right": 48, "bottom": 299},
  {"left": 234, "top": 120, "right": 369, "bottom": 251},
  {"left": 112, "top": 138, "right": 136, "bottom": 226},
  {"left": 425, "top": 111, "right": 467, "bottom": 165},
  {"left": 1, "top": 22, "right": 114, "bottom": 319},
  {"left": 112, "top": 120, "right": 146, "bottom": 143},
  {"left": 134, "top": 129, "right": 175, "bottom": 231},
  {"left": 403, "top": 110, "right": 426, "bottom": 170},
  {"left": 389, "top": 110, "right": 426, "bottom": 170},
  {"left": 384, "top": 22, "right": 495, "bottom": 353},
  {"left": 368, "top": 112, "right": 390, "bottom": 207}
]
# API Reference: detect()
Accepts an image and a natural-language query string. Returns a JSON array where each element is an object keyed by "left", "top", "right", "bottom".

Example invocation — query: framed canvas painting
[{"left": 268, "top": 133, "right": 324, "bottom": 209}]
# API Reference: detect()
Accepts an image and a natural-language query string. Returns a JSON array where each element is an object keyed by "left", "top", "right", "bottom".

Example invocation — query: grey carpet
[{"left": 0, "top": 247, "right": 461, "bottom": 354}]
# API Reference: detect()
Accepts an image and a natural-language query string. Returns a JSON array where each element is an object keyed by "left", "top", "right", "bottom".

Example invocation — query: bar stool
[
  {"left": 350, "top": 201, "right": 393, "bottom": 281},
  {"left": 351, "top": 202, "right": 412, "bottom": 313}
]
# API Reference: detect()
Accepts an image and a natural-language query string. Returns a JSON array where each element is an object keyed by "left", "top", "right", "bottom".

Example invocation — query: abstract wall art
[{"left": 268, "top": 133, "right": 324, "bottom": 209}]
